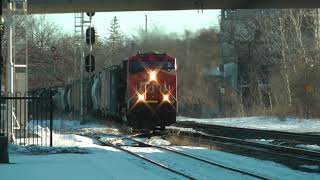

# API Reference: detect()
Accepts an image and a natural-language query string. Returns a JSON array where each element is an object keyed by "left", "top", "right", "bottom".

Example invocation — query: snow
[
  {"left": 300, "top": 165, "right": 320, "bottom": 171},
  {"left": 99, "top": 135, "right": 135, "bottom": 146},
  {"left": 295, "top": 144, "right": 320, "bottom": 152},
  {"left": 146, "top": 138, "right": 171, "bottom": 146},
  {"left": 18, "top": 119, "right": 120, "bottom": 146},
  {"left": 26, "top": 122, "right": 51, "bottom": 137},
  {"left": 3, "top": 131, "right": 181, "bottom": 180},
  {"left": 9, "top": 144, "right": 90, "bottom": 154},
  {"left": 166, "top": 126, "right": 200, "bottom": 133},
  {"left": 124, "top": 146, "right": 259, "bottom": 180},
  {"left": 247, "top": 139, "right": 274, "bottom": 145},
  {"left": 99, "top": 135, "right": 171, "bottom": 146},
  {"left": 28, "top": 119, "right": 118, "bottom": 133},
  {"left": 2, "top": 148, "right": 180, "bottom": 180},
  {"left": 2, "top": 122, "right": 320, "bottom": 180},
  {"left": 177, "top": 116, "right": 320, "bottom": 133},
  {"left": 169, "top": 146, "right": 320, "bottom": 180}
]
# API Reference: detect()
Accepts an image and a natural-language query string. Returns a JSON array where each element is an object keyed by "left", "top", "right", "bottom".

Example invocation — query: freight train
[{"left": 50, "top": 52, "right": 177, "bottom": 130}]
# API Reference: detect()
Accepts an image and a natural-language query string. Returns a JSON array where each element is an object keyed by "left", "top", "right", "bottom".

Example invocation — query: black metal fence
[{"left": 0, "top": 93, "right": 53, "bottom": 146}]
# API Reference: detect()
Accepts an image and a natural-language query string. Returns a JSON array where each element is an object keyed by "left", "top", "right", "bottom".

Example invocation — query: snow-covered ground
[
  {"left": 1, "top": 124, "right": 319, "bottom": 180},
  {"left": 295, "top": 144, "right": 320, "bottom": 152},
  {"left": 246, "top": 139, "right": 275, "bottom": 145},
  {"left": 166, "top": 126, "right": 200, "bottom": 133},
  {"left": 28, "top": 119, "right": 117, "bottom": 133},
  {"left": 177, "top": 116, "right": 320, "bottom": 134},
  {"left": 15, "top": 119, "right": 120, "bottom": 146}
]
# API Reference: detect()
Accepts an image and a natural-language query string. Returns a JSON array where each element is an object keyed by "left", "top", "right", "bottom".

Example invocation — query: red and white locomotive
[{"left": 124, "top": 52, "right": 177, "bottom": 129}]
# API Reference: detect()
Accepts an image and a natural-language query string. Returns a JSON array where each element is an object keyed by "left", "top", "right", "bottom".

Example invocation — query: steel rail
[
  {"left": 174, "top": 130, "right": 320, "bottom": 165},
  {"left": 97, "top": 138, "right": 197, "bottom": 180},
  {"left": 124, "top": 137, "right": 270, "bottom": 180},
  {"left": 175, "top": 121, "right": 320, "bottom": 144}
]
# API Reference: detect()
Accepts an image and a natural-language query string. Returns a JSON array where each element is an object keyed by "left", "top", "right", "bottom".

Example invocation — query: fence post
[
  {"left": 49, "top": 95, "right": 53, "bottom": 147},
  {"left": 0, "top": 133, "right": 9, "bottom": 163},
  {"left": 0, "top": 97, "right": 2, "bottom": 134}
]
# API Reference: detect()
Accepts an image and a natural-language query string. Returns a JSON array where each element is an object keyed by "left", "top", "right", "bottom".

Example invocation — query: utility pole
[
  {"left": 4, "top": 0, "right": 27, "bottom": 95},
  {"left": 88, "top": 13, "right": 93, "bottom": 76},
  {"left": 6, "top": 2, "right": 13, "bottom": 96},
  {"left": 74, "top": 12, "right": 91, "bottom": 124},
  {"left": 5, "top": 1, "right": 14, "bottom": 142},
  {"left": 219, "top": 10, "right": 225, "bottom": 117},
  {"left": 0, "top": 0, "right": 3, "bottom": 136},
  {"left": 145, "top": 15, "right": 148, "bottom": 33},
  {"left": 3, "top": 0, "right": 28, "bottom": 142},
  {"left": 0, "top": 0, "right": 2, "bottom": 95},
  {"left": 80, "top": 12, "right": 85, "bottom": 124}
]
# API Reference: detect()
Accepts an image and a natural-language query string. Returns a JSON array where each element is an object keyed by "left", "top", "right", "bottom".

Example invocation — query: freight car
[{"left": 54, "top": 52, "right": 177, "bottom": 130}]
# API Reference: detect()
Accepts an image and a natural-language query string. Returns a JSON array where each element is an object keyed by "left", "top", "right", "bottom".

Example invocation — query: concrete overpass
[{"left": 24, "top": 0, "right": 320, "bottom": 14}]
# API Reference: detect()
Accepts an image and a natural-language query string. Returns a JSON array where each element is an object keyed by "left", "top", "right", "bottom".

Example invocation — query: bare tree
[
  {"left": 26, "top": 15, "right": 75, "bottom": 89},
  {"left": 256, "top": 9, "right": 320, "bottom": 117}
]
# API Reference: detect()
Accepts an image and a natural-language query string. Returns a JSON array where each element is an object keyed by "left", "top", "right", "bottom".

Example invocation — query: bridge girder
[{"left": 24, "top": 0, "right": 320, "bottom": 14}]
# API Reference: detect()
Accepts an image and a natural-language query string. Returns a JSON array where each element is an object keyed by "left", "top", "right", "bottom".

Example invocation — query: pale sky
[{"left": 46, "top": 9, "right": 220, "bottom": 39}]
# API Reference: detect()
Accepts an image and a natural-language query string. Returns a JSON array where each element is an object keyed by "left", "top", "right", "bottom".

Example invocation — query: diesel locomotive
[{"left": 52, "top": 52, "right": 177, "bottom": 130}]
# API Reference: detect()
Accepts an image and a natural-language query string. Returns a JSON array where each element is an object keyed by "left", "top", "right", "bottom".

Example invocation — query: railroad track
[
  {"left": 174, "top": 121, "right": 320, "bottom": 144},
  {"left": 169, "top": 130, "right": 320, "bottom": 172},
  {"left": 95, "top": 134, "right": 270, "bottom": 180}
]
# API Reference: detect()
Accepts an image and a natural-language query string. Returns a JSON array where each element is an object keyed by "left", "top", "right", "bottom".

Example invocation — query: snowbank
[
  {"left": 295, "top": 144, "right": 320, "bottom": 152},
  {"left": 146, "top": 138, "right": 171, "bottom": 146},
  {"left": 3, "top": 129, "right": 320, "bottom": 180},
  {"left": 10, "top": 133, "right": 96, "bottom": 154},
  {"left": 4, "top": 119, "right": 319, "bottom": 180},
  {"left": 21, "top": 119, "right": 120, "bottom": 146},
  {"left": 9, "top": 144, "right": 90, "bottom": 154},
  {"left": 166, "top": 126, "right": 200, "bottom": 133},
  {"left": 28, "top": 119, "right": 115, "bottom": 133},
  {"left": 246, "top": 139, "right": 274, "bottom": 145},
  {"left": 99, "top": 134, "right": 171, "bottom": 147}
]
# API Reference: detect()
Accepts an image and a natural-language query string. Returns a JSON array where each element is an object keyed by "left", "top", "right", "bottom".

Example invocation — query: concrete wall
[{"left": 2, "top": 0, "right": 318, "bottom": 14}]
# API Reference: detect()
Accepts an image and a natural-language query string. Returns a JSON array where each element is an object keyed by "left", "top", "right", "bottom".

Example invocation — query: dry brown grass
[
  {"left": 166, "top": 135, "right": 195, "bottom": 146},
  {"left": 165, "top": 134, "right": 217, "bottom": 150}
]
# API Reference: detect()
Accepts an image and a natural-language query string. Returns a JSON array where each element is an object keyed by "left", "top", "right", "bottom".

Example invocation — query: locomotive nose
[{"left": 146, "top": 82, "right": 161, "bottom": 101}]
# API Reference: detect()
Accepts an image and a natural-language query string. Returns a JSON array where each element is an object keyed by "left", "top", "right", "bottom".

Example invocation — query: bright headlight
[
  {"left": 149, "top": 71, "right": 157, "bottom": 82},
  {"left": 138, "top": 93, "right": 145, "bottom": 102},
  {"left": 163, "top": 94, "right": 170, "bottom": 103}
]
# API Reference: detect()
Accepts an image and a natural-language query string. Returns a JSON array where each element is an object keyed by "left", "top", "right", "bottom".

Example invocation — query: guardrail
[{"left": 0, "top": 93, "right": 54, "bottom": 147}]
